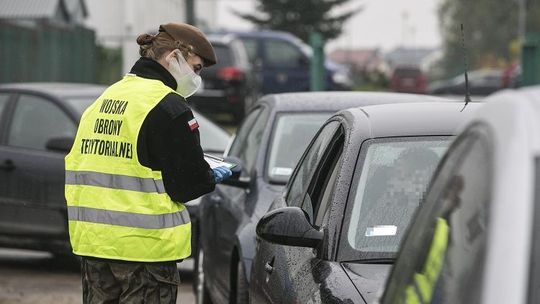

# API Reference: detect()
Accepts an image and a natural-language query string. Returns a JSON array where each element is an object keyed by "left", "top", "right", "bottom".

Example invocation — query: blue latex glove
[{"left": 212, "top": 166, "right": 232, "bottom": 183}]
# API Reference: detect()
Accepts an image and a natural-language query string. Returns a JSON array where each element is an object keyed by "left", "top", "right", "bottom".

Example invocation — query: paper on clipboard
[{"left": 204, "top": 153, "right": 237, "bottom": 170}]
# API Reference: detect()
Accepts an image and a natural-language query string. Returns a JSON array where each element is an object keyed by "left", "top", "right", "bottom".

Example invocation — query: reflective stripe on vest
[
  {"left": 65, "top": 75, "right": 191, "bottom": 262},
  {"left": 402, "top": 217, "right": 449, "bottom": 304},
  {"left": 68, "top": 206, "right": 190, "bottom": 229},
  {"left": 65, "top": 170, "right": 166, "bottom": 194}
]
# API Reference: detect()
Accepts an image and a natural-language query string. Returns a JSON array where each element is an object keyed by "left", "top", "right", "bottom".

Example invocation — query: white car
[{"left": 380, "top": 86, "right": 540, "bottom": 304}]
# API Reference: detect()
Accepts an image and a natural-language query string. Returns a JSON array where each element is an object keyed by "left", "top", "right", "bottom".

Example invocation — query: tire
[
  {"left": 195, "top": 247, "right": 212, "bottom": 304},
  {"left": 235, "top": 260, "right": 249, "bottom": 304}
]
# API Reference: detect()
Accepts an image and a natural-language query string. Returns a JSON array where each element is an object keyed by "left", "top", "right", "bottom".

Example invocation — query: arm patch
[{"left": 158, "top": 93, "right": 190, "bottom": 119}]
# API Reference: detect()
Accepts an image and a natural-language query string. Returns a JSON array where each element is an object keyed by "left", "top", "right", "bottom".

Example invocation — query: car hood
[{"left": 341, "top": 263, "right": 392, "bottom": 303}]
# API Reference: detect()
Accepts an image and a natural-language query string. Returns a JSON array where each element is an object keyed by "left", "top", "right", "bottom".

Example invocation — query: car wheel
[
  {"left": 235, "top": 260, "right": 249, "bottom": 304},
  {"left": 195, "top": 247, "right": 212, "bottom": 304}
]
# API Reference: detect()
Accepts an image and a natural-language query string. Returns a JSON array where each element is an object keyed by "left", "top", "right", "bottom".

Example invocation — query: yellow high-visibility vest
[{"left": 65, "top": 74, "right": 191, "bottom": 262}]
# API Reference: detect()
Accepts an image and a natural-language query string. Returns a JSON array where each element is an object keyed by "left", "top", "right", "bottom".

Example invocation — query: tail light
[{"left": 218, "top": 67, "right": 244, "bottom": 82}]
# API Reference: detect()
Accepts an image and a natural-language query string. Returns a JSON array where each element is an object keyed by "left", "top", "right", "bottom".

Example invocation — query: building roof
[{"left": 0, "top": 0, "right": 87, "bottom": 20}]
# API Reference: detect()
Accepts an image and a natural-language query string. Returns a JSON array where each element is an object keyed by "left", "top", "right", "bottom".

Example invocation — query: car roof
[
  {"left": 472, "top": 85, "right": 540, "bottom": 155},
  {"left": 338, "top": 102, "right": 481, "bottom": 138},
  {"left": 0, "top": 82, "right": 107, "bottom": 98},
  {"left": 255, "top": 91, "right": 456, "bottom": 113}
]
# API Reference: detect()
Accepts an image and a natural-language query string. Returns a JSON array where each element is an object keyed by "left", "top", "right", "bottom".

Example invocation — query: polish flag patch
[{"left": 188, "top": 118, "right": 199, "bottom": 131}]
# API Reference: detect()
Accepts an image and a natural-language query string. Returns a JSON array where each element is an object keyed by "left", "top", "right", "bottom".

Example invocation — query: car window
[
  {"left": 310, "top": 132, "right": 345, "bottom": 227},
  {"left": 286, "top": 121, "right": 340, "bottom": 209},
  {"left": 530, "top": 157, "right": 540, "bottom": 303},
  {"left": 8, "top": 94, "right": 76, "bottom": 150},
  {"left": 264, "top": 39, "right": 305, "bottom": 68},
  {"left": 0, "top": 93, "right": 10, "bottom": 121},
  {"left": 344, "top": 137, "right": 451, "bottom": 257},
  {"left": 227, "top": 107, "right": 269, "bottom": 178},
  {"left": 267, "top": 112, "right": 331, "bottom": 183},
  {"left": 383, "top": 127, "right": 492, "bottom": 304},
  {"left": 239, "top": 37, "right": 258, "bottom": 63}
]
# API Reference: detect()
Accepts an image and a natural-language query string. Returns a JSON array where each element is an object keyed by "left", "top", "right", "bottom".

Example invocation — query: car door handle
[
  {"left": 264, "top": 257, "right": 275, "bottom": 275},
  {"left": 0, "top": 160, "right": 15, "bottom": 171}
]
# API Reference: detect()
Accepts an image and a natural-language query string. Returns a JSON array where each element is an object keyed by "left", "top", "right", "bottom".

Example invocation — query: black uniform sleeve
[{"left": 138, "top": 93, "right": 215, "bottom": 203}]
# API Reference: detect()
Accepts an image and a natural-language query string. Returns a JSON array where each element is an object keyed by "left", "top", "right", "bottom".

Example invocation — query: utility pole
[
  {"left": 186, "top": 0, "right": 195, "bottom": 26},
  {"left": 310, "top": 32, "right": 326, "bottom": 91},
  {"left": 518, "top": 0, "right": 527, "bottom": 42}
]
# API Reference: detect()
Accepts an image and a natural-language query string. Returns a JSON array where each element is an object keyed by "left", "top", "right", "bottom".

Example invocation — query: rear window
[
  {"left": 65, "top": 95, "right": 99, "bottom": 116},
  {"left": 267, "top": 113, "right": 331, "bottom": 183},
  {"left": 393, "top": 68, "right": 422, "bottom": 78},
  {"left": 213, "top": 44, "right": 234, "bottom": 67}
]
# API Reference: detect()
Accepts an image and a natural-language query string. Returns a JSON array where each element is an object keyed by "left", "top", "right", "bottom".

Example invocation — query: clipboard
[{"left": 204, "top": 153, "right": 237, "bottom": 170}]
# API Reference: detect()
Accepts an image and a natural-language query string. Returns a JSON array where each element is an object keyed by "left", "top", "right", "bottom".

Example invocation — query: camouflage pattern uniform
[{"left": 81, "top": 257, "right": 180, "bottom": 304}]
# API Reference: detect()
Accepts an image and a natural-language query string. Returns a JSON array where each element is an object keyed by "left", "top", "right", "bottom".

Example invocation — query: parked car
[
  {"left": 189, "top": 34, "right": 259, "bottom": 123},
  {"left": 390, "top": 66, "right": 427, "bottom": 94},
  {"left": 428, "top": 69, "right": 504, "bottom": 96},
  {"left": 196, "top": 92, "right": 448, "bottom": 304},
  {"left": 380, "top": 86, "right": 540, "bottom": 304},
  {"left": 213, "top": 30, "right": 352, "bottom": 94},
  {"left": 250, "top": 102, "right": 479, "bottom": 304},
  {"left": 0, "top": 82, "right": 231, "bottom": 256}
]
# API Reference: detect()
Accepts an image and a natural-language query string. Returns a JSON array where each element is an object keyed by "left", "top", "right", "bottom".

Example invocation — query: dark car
[
  {"left": 380, "top": 87, "right": 540, "bottom": 304},
  {"left": 196, "top": 92, "right": 447, "bottom": 304},
  {"left": 390, "top": 66, "right": 427, "bottom": 94},
  {"left": 250, "top": 102, "right": 480, "bottom": 304},
  {"left": 214, "top": 30, "right": 352, "bottom": 94},
  {"left": 428, "top": 69, "right": 504, "bottom": 96},
  {"left": 189, "top": 34, "right": 259, "bottom": 123},
  {"left": 0, "top": 82, "right": 230, "bottom": 255}
]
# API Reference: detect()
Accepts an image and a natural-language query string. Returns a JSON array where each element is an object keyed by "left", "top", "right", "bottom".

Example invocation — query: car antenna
[{"left": 460, "top": 23, "right": 471, "bottom": 112}]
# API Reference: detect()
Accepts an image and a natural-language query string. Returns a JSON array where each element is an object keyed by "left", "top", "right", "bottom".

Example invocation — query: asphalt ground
[{"left": 0, "top": 248, "right": 196, "bottom": 304}]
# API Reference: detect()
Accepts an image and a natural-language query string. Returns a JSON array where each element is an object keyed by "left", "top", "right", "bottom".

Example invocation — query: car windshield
[
  {"left": 193, "top": 111, "right": 231, "bottom": 153},
  {"left": 65, "top": 95, "right": 230, "bottom": 153},
  {"left": 267, "top": 113, "right": 331, "bottom": 183},
  {"left": 347, "top": 137, "right": 451, "bottom": 256}
]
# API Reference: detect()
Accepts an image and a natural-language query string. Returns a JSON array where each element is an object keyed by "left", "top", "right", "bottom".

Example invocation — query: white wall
[{"left": 85, "top": 0, "right": 193, "bottom": 73}]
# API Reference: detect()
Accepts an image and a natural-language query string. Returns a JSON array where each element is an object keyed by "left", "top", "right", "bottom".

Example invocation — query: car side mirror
[
  {"left": 256, "top": 206, "right": 323, "bottom": 248},
  {"left": 221, "top": 156, "right": 250, "bottom": 188},
  {"left": 46, "top": 136, "right": 73, "bottom": 153}
]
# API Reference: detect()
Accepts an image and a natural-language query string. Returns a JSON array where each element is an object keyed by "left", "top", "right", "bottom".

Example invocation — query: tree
[
  {"left": 234, "top": 0, "right": 361, "bottom": 43},
  {"left": 436, "top": 0, "right": 540, "bottom": 79}
]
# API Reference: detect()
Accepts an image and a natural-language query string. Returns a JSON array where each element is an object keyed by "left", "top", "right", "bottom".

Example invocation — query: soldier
[{"left": 65, "top": 23, "right": 232, "bottom": 303}]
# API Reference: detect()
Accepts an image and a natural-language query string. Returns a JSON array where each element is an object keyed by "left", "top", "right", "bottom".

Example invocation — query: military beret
[{"left": 159, "top": 23, "right": 217, "bottom": 67}]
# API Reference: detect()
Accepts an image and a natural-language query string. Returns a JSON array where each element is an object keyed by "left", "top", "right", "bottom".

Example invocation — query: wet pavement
[{"left": 0, "top": 249, "right": 195, "bottom": 304}]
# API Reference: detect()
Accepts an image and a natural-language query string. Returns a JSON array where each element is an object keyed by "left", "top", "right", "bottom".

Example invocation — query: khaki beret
[{"left": 158, "top": 23, "right": 217, "bottom": 67}]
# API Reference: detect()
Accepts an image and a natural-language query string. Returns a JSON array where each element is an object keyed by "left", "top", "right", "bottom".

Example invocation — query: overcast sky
[{"left": 215, "top": 0, "right": 442, "bottom": 52}]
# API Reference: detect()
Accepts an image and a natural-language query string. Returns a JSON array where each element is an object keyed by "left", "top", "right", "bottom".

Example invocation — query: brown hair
[{"left": 136, "top": 33, "right": 195, "bottom": 61}]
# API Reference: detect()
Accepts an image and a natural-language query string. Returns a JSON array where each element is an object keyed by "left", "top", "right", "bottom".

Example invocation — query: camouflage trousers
[{"left": 81, "top": 257, "right": 181, "bottom": 304}]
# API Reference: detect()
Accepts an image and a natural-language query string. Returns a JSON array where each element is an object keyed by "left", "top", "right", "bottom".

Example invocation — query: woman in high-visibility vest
[{"left": 65, "top": 23, "right": 232, "bottom": 304}]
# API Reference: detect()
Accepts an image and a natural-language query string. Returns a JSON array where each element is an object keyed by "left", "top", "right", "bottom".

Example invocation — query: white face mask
[{"left": 166, "top": 50, "right": 202, "bottom": 98}]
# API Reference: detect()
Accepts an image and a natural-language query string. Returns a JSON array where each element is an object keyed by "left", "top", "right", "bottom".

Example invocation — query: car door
[
  {"left": 0, "top": 93, "right": 77, "bottom": 240},
  {"left": 251, "top": 120, "right": 344, "bottom": 303},
  {"left": 382, "top": 125, "right": 493, "bottom": 304},
  {"left": 261, "top": 38, "right": 310, "bottom": 94},
  {"left": 202, "top": 105, "right": 270, "bottom": 299}
]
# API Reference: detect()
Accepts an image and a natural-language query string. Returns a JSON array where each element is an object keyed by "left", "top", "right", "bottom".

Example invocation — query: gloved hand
[{"left": 212, "top": 166, "right": 232, "bottom": 183}]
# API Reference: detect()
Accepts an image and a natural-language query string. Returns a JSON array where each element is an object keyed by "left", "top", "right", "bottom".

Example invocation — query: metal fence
[{"left": 0, "top": 22, "right": 97, "bottom": 83}]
